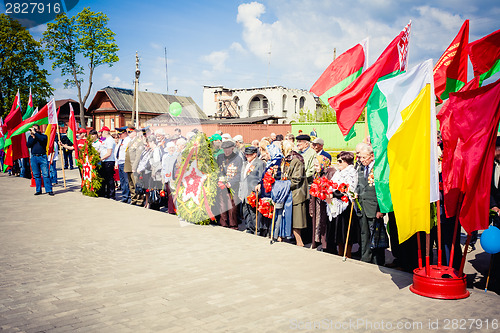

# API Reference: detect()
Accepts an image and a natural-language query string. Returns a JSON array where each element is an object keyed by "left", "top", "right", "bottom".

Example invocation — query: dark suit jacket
[
  {"left": 356, "top": 165, "right": 379, "bottom": 218},
  {"left": 239, "top": 158, "right": 266, "bottom": 202},
  {"left": 491, "top": 164, "right": 500, "bottom": 209}
]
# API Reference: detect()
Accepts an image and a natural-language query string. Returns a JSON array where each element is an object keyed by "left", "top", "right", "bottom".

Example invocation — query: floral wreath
[{"left": 76, "top": 137, "right": 103, "bottom": 197}]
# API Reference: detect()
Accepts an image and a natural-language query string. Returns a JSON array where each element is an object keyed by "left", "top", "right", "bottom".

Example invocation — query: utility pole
[
  {"left": 132, "top": 51, "right": 141, "bottom": 128},
  {"left": 333, "top": 47, "right": 336, "bottom": 61},
  {"left": 165, "top": 47, "right": 169, "bottom": 94}
]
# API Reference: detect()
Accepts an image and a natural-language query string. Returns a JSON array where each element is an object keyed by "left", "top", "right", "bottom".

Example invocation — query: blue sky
[{"left": 4, "top": 0, "right": 500, "bottom": 108}]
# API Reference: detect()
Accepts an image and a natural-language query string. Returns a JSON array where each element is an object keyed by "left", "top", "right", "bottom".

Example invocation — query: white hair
[{"left": 358, "top": 142, "right": 373, "bottom": 154}]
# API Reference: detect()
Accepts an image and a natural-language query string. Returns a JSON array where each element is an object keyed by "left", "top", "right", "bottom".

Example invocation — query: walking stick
[
  {"left": 255, "top": 191, "right": 259, "bottom": 235},
  {"left": 342, "top": 202, "right": 355, "bottom": 262},
  {"left": 270, "top": 205, "right": 277, "bottom": 244},
  {"left": 485, "top": 254, "right": 495, "bottom": 292}
]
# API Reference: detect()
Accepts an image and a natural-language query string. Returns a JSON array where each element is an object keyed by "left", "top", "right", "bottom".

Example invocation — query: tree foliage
[
  {"left": 0, "top": 14, "right": 53, "bottom": 118},
  {"left": 42, "top": 7, "right": 119, "bottom": 128}
]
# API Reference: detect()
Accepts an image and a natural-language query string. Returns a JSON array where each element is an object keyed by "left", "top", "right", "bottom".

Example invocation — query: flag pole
[
  {"left": 416, "top": 232, "right": 423, "bottom": 269},
  {"left": 448, "top": 193, "right": 463, "bottom": 270},
  {"left": 484, "top": 254, "right": 494, "bottom": 292},
  {"left": 56, "top": 127, "right": 67, "bottom": 189},
  {"left": 436, "top": 200, "right": 443, "bottom": 267}
]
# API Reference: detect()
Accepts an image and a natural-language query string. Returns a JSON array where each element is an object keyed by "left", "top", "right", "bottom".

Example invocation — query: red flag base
[{"left": 410, "top": 266, "right": 469, "bottom": 299}]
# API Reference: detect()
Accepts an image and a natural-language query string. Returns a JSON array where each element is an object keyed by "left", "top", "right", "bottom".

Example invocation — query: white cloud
[
  {"left": 101, "top": 73, "right": 132, "bottom": 88},
  {"left": 230, "top": 42, "right": 246, "bottom": 54},
  {"left": 202, "top": 51, "right": 229, "bottom": 72}
]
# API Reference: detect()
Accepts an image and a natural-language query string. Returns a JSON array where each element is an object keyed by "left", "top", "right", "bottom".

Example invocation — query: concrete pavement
[{"left": 0, "top": 170, "right": 498, "bottom": 332}]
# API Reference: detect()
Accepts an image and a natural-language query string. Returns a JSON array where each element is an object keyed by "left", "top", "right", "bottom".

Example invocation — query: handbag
[
  {"left": 149, "top": 189, "right": 161, "bottom": 205},
  {"left": 135, "top": 174, "right": 146, "bottom": 195},
  {"left": 370, "top": 218, "right": 389, "bottom": 250}
]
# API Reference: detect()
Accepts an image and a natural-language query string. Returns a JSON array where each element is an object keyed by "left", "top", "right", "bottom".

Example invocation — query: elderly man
[
  {"left": 124, "top": 126, "right": 145, "bottom": 206},
  {"left": 114, "top": 127, "right": 131, "bottom": 202},
  {"left": 217, "top": 140, "right": 243, "bottom": 229},
  {"left": 356, "top": 143, "right": 386, "bottom": 266},
  {"left": 312, "top": 137, "right": 331, "bottom": 162},
  {"left": 99, "top": 126, "right": 116, "bottom": 199},
  {"left": 296, "top": 134, "right": 316, "bottom": 184},
  {"left": 239, "top": 146, "right": 266, "bottom": 233},
  {"left": 233, "top": 134, "right": 246, "bottom": 161}
]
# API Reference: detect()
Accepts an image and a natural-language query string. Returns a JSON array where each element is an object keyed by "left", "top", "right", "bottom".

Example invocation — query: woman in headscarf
[
  {"left": 309, "top": 155, "right": 336, "bottom": 250},
  {"left": 325, "top": 151, "right": 359, "bottom": 257},
  {"left": 281, "top": 140, "right": 308, "bottom": 247},
  {"left": 254, "top": 138, "right": 283, "bottom": 236}
]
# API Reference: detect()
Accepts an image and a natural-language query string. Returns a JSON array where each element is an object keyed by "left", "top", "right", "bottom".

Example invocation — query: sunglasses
[{"left": 127, "top": 130, "right": 133, "bottom": 133}]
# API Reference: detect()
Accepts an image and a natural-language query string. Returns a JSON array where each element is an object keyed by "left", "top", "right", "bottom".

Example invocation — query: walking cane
[
  {"left": 255, "top": 191, "right": 259, "bottom": 236},
  {"left": 270, "top": 204, "right": 277, "bottom": 244},
  {"left": 342, "top": 201, "right": 355, "bottom": 262},
  {"left": 485, "top": 254, "right": 495, "bottom": 292}
]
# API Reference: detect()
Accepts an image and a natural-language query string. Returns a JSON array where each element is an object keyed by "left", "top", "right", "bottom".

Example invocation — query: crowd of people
[{"left": 19, "top": 123, "right": 500, "bottom": 275}]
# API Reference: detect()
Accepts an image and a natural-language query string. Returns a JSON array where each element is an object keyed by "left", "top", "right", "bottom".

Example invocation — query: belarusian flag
[
  {"left": 2, "top": 90, "right": 29, "bottom": 171},
  {"left": 23, "top": 88, "right": 35, "bottom": 120},
  {"left": 311, "top": 39, "right": 368, "bottom": 105},
  {"left": 329, "top": 21, "right": 411, "bottom": 137},
  {"left": 310, "top": 39, "right": 368, "bottom": 140},
  {"left": 7, "top": 104, "right": 49, "bottom": 141},
  {"left": 433, "top": 20, "right": 469, "bottom": 103},
  {"left": 67, "top": 103, "right": 79, "bottom": 159},
  {"left": 0, "top": 117, "right": 4, "bottom": 150},
  {"left": 468, "top": 28, "right": 500, "bottom": 86},
  {"left": 377, "top": 60, "right": 439, "bottom": 243}
]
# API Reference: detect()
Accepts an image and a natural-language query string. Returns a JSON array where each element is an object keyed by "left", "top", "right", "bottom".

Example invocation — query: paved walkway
[{"left": 0, "top": 170, "right": 498, "bottom": 332}]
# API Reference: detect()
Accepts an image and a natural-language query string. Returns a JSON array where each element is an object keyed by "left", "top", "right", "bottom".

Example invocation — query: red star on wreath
[
  {"left": 83, "top": 156, "right": 92, "bottom": 181},
  {"left": 181, "top": 161, "right": 207, "bottom": 205}
]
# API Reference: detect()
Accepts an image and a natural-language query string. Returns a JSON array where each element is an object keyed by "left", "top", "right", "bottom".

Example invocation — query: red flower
[
  {"left": 160, "top": 190, "right": 166, "bottom": 197},
  {"left": 257, "top": 198, "right": 274, "bottom": 219},
  {"left": 338, "top": 183, "right": 349, "bottom": 193},
  {"left": 331, "top": 182, "right": 338, "bottom": 190},
  {"left": 309, "top": 176, "right": 334, "bottom": 199},
  {"left": 263, "top": 170, "right": 275, "bottom": 192},
  {"left": 247, "top": 192, "right": 257, "bottom": 208},
  {"left": 218, "top": 181, "right": 226, "bottom": 189},
  {"left": 341, "top": 196, "right": 349, "bottom": 203}
]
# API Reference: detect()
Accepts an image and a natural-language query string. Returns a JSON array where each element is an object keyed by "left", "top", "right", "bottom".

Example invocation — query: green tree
[
  {"left": 42, "top": 7, "right": 119, "bottom": 128},
  {"left": 0, "top": 14, "right": 53, "bottom": 118}
]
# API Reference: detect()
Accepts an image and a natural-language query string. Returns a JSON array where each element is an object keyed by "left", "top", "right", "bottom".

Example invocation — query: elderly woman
[
  {"left": 309, "top": 155, "right": 336, "bottom": 250},
  {"left": 281, "top": 140, "right": 308, "bottom": 247},
  {"left": 162, "top": 141, "right": 178, "bottom": 214},
  {"left": 326, "top": 151, "right": 359, "bottom": 257}
]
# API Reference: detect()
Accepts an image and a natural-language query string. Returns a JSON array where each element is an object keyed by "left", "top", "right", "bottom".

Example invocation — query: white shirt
[
  {"left": 102, "top": 136, "right": 116, "bottom": 162},
  {"left": 115, "top": 136, "right": 130, "bottom": 165}
]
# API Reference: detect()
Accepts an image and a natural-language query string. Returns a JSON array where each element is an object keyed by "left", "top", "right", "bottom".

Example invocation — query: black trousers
[{"left": 102, "top": 161, "right": 115, "bottom": 199}]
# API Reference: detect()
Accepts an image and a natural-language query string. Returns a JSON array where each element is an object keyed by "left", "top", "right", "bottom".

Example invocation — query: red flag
[
  {"left": 433, "top": 20, "right": 469, "bottom": 103},
  {"left": 329, "top": 22, "right": 411, "bottom": 136},
  {"left": 468, "top": 28, "right": 500, "bottom": 86},
  {"left": 310, "top": 39, "right": 368, "bottom": 105},
  {"left": 437, "top": 77, "right": 500, "bottom": 234},
  {"left": 3, "top": 91, "right": 29, "bottom": 163},
  {"left": 68, "top": 103, "right": 79, "bottom": 160},
  {"left": 437, "top": 77, "right": 479, "bottom": 219}
]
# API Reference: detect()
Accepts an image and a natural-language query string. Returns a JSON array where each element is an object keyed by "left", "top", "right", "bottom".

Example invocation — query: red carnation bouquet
[
  {"left": 257, "top": 198, "right": 274, "bottom": 219},
  {"left": 247, "top": 191, "right": 257, "bottom": 208},
  {"left": 309, "top": 176, "right": 334, "bottom": 200},
  {"left": 262, "top": 170, "right": 275, "bottom": 192}
]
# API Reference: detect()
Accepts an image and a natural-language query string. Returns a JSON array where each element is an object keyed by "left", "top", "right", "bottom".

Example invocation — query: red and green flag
[
  {"left": 310, "top": 39, "right": 368, "bottom": 140},
  {"left": 22, "top": 88, "right": 35, "bottom": 120},
  {"left": 468, "top": 28, "right": 500, "bottom": 86},
  {"left": 2, "top": 90, "right": 29, "bottom": 171},
  {"left": 45, "top": 100, "right": 59, "bottom": 155},
  {"left": 329, "top": 21, "right": 411, "bottom": 137},
  {"left": 67, "top": 103, "right": 79, "bottom": 159},
  {"left": 433, "top": 20, "right": 469, "bottom": 103}
]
